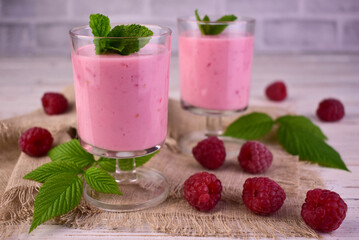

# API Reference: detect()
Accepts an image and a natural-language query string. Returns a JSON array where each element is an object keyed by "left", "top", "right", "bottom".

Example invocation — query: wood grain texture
[{"left": 1, "top": 55, "right": 358, "bottom": 239}]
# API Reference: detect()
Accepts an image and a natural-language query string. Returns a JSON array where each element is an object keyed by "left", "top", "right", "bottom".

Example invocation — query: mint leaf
[
  {"left": 24, "top": 161, "right": 82, "bottom": 183},
  {"left": 209, "top": 14, "right": 237, "bottom": 35},
  {"left": 217, "top": 15, "right": 238, "bottom": 22},
  {"left": 89, "top": 14, "right": 111, "bottom": 37},
  {"left": 195, "top": 9, "right": 209, "bottom": 35},
  {"left": 118, "top": 151, "right": 160, "bottom": 171},
  {"left": 276, "top": 115, "right": 327, "bottom": 140},
  {"left": 195, "top": 10, "right": 237, "bottom": 35},
  {"left": 48, "top": 139, "right": 95, "bottom": 168},
  {"left": 29, "top": 173, "right": 83, "bottom": 232},
  {"left": 223, "top": 112, "right": 274, "bottom": 140},
  {"left": 106, "top": 24, "right": 153, "bottom": 55},
  {"left": 84, "top": 166, "right": 122, "bottom": 195},
  {"left": 97, "top": 157, "right": 116, "bottom": 172},
  {"left": 89, "top": 14, "right": 153, "bottom": 55},
  {"left": 277, "top": 118, "right": 349, "bottom": 171},
  {"left": 89, "top": 13, "right": 111, "bottom": 54}
]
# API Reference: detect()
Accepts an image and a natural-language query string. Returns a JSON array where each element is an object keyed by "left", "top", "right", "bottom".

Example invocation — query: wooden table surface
[{"left": 1, "top": 55, "right": 358, "bottom": 239}]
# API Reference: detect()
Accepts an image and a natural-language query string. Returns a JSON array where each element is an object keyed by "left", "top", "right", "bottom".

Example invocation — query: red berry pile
[
  {"left": 188, "top": 137, "right": 347, "bottom": 232},
  {"left": 19, "top": 127, "right": 53, "bottom": 157},
  {"left": 41, "top": 92, "right": 69, "bottom": 115}
]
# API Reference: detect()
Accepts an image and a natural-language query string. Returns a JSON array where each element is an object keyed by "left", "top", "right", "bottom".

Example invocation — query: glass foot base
[
  {"left": 83, "top": 167, "right": 169, "bottom": 212},
  {"left": 179, "top": 131, "right": 245, "bottom": 159}
]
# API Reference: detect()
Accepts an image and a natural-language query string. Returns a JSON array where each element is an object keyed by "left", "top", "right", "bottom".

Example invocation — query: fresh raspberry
[
  {"left": 18, "top": 127, "right": 53, "bottom": 157},
  {"left": 192, "top": 137, "right": 226, "bottom": 170},
  {"left": 316, "top": 98, "right": 345, "bottom": 122},
  {"left": 238, "top": 141, "right": 273, "bottom": 174},
  {"left": 301, "top": 189, "right": 347, "bottom": 232},
  {"left": 183, "top": 172, "right": 222, "bottom": 212},
  {"left": 265, "top": 81, "right": 287, "bottom": 101},
  {"left": 41, "top": 92, "right": 68, "bottom": 115},
  {"left": 242, "top": 177, "right": 286, "bottom": 215}
]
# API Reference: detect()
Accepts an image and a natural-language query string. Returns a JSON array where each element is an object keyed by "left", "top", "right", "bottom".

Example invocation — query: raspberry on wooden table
[
  {"left": 183, "top": 172, "right": 222, "bottom": 212},
  {"left": 265, "top": 81, "right": 287, "bottom": 101},
  {"left": 242, "top": 177, "right": 286, "bottom": 215},
  {"left": 18, "top": 127, "right": 53, "bottom": 157},
  {"left": 316, "top": 98, "right": 345, "bottom": 122},
  {"left": 301, "top": 189, "right": 347, "bottom": 232},
  {"left": 41, "top": 92, "right": 69, "bottom": 115},
  {"left": 192, "top": 136, "right": 226, "bottom": 170},
  {"left": 238, "top": 141, "right": 273, "bottom": 174}
]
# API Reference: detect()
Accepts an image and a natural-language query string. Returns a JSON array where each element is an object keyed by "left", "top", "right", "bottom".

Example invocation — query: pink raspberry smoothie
[
  {"left": 71, "top": 44, "right": 170, "bottom": 151},
  {"left": 179, "top": 30, "right": 254, "bottom": 111}
]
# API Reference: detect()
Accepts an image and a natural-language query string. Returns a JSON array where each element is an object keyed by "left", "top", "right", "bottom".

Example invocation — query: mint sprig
[
  {"left": 224, "top": 113, "right": 349, "bottom": 171},
  {"left": 89, "top": 13, "right": 153, "bottom": 55},
  {"left": 24, "top": 139, "right": 159, "bottom": 232},
  {"left": 89, "top": 14, "right": 111, "bottom": 54},
  {"left": 195, "top": 9, "right": 237, "bottom": 35}
]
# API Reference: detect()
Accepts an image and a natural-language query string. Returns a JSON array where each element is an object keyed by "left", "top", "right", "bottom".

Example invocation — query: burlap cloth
[{"left": 0, "top": 85, "right": 324, "bottom": 239}]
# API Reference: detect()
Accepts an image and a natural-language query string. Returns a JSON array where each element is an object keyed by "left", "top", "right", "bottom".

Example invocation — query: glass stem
[
  {"left": 116, "top": 158, "right": 137, "bottom": 183},
  {"left": 205, "top": 116, "right": 223, "bottom": 136}
]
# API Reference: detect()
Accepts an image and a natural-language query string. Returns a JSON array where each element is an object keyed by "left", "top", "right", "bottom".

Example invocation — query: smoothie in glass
[
  {"left": 179, "top": 30, "right": 254, "bottom": 111},
  {"left": 72, "top": 44, "right": 170, "bottom": 151}
]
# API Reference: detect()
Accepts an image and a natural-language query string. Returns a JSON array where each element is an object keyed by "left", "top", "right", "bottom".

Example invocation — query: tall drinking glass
[
  {"left": 69, "top": 24, "right": 171, "bottom": 211},
  {"left": 178, "top": 15, "right": 255, "bottom": 157}
]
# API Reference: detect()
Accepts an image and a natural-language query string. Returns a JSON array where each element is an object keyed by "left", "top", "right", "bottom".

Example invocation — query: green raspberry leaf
[
  {"left": 195, "top": 10, "right": 237, "bottom": 35},
  {"left": 118, "top": 151, "right": 160, "bottom": 171},
  {"left": 106, "top": 24, "right": 153, "bottom": 55},
  {"left": 97, "top": 157, "right": 116, "bottom": 172},
  {"left": 48, "top": 139, "right": 95, "bottom": 169},
  {"left": 276, "top": 115, "right": 327, "bottom": 140},
  {"left": 84, "top": 166, "right": 122, "bottom": 195},
  {"left": 89, "top": 13, "right": 111, "bottom": 54},
  {"left": 277, "top": 116, "right": 349, "bottom": 171},
  {"left": 29, "top": 173, "right": 83, "bottom": 232},
  {"left": 24, "top": 161, "right": 83, "bottom": 183},
  {"left": 223, "top": 112, "right": 274, "bottom": 140},
  {"left": 118, "top": 158, "right": 135, "bottom": 171}
]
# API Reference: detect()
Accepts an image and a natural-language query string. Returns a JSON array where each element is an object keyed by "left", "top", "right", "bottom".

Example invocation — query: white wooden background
[{"left": 0, "top": 55, "right": 358, "bottom": 239}]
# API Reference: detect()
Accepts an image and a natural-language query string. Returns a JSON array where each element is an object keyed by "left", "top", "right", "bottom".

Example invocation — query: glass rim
[
  {"left": 69, "top": 23, "right": 172, "bottom": 39},
  {"left": 177, "top": 15, "right": 255, "bottom": 24}
]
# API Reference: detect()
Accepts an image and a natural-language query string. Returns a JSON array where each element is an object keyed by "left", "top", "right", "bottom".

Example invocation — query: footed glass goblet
[
  {"left": 178, "top": 15, "right": 255, "bottom": 158},
  {"left": 69, "top": 24, "right": 171, "bottom": 211}
]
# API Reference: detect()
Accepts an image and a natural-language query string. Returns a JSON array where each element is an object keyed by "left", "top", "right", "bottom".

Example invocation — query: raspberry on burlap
[
  {"left": 183, "top": 172, "right": 222, "bottom": 212},
  {"left": 192, "top": 137, "right": 226, "bottom": 170}
]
